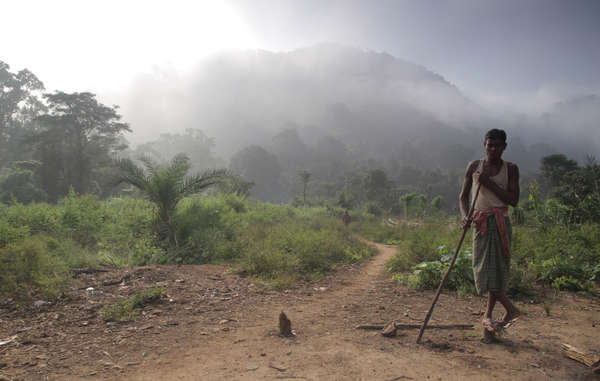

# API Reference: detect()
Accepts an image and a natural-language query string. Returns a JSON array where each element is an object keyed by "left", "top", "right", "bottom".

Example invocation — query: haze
[{"left": 3, "top": 0, "right": 599, "bottom": 164}]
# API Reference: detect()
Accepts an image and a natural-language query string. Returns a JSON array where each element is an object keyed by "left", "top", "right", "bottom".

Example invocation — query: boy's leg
[
  {"left": 482, "top": 291, "right": 498, "bottom": 333},
  {"left": 485, "top": 291, "right": 496, "bottom": 319},
  {"left": 493, "top": 291, "right": 520, "bottom": 325}
]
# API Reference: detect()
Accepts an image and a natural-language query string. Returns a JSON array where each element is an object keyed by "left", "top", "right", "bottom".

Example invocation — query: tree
[
  {"left": 115, "top": 154, "right": 229, "bottom": 247},
  {"left": 218, "top": 174, "right": 254, "bottom": 197},
  {"left": 364, "top": 169, "right": 392, "bottom": 206},
  {"left": 540, "top": 154, "right": 578, "bottom": 189},
  {"left": 0, "top": 61, "right": 46, "bottom": 167},
  {"left": 537, "top": 153, "right": 600, "bottom": 223},
  {"left": 271, "top": 127, "right": 310, "bottom": 171},
  {"left": 230, "top": 145, "right": 283, "bottom": 202},
  {"left": 400, "top": 192, "right": 417, "bottom": 220},
  {"left": 132, "top": 129, "right": 224, "bottom": 173},
  {"left": 430, "top": 195, "right": 445, "bottom": 215},
  {"left": 0, "top": 161, "right": 47, "bottom": 204},
  {"left": 31, "top": 92, "right": 131, "bottom": 201},
  {"left": 298, "top": 170, "right": 311, "bottom": 206}
]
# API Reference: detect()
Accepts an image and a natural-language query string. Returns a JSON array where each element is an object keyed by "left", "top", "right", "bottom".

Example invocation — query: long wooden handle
[{"left": 416, "top": 182, "right": 481, "bottom": 344}]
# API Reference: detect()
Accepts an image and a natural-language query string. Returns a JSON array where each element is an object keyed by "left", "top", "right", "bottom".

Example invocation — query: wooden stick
[
  {"left": 356, "top": 323, "right": 474, "bottom": 330},
  {"left": 416, "top": 183, "right": 481, "bottom": 344}
]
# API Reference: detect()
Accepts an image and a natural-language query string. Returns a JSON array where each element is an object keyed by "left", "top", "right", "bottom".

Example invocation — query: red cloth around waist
[{"left": 473, "top": 207, "right": 510, "bottom": 257}]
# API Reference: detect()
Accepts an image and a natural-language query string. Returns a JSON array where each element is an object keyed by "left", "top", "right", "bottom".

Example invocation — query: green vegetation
[
  {"left": 0, "top": 193, "right": 375, "bottom": 299},
  {"left": 100, "top": 287, "right": 165, "bottom": 322},
  {"left": 356, "top": 214, "right": 599, "bottom": 297},
  {"left": 349, "top": 151, "right": 600, "bottom": 297},
  {"left": 114, "top": 153, "right": 229, "bottom": 248}
]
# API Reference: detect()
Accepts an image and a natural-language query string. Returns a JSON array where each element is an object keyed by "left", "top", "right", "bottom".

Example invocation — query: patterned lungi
[{"left": 473, "top": 214, "right": 512, "bottom": 294}]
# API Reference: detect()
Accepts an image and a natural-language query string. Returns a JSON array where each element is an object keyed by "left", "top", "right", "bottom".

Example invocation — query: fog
[{"left": 107, "top": 44, "right": 599, "bottom": 171}]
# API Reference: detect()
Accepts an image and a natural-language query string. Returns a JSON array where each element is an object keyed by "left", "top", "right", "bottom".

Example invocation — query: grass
[
  {"left": 354, "top": 213, "right": 599, "bottom": 297},
  {"left": 100, "top": 287, "right": 165, "bottom": 322},
  {"left": 1, "top": 193, "right": 377, "bottom": 299}
]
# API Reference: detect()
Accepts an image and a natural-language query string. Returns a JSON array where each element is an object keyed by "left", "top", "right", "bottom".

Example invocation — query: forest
[{"left": 1, "top": 57, "right": 599, "bottom": 303}]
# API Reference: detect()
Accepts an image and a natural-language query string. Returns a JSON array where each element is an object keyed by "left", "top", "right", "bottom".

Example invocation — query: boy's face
[{"left": 484, "top": 138, "right": 506, "bottom": 161}]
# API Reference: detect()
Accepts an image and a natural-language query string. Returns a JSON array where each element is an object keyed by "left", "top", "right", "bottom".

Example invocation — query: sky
[{"left": 2, "top": 0, "right": 599, "bottom": 114}]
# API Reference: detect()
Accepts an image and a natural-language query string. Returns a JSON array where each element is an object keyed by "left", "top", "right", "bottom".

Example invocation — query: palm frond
[
  {"left": 139, "top": 155, "right": 160, "bottom": 179},
  {"left": 180, "top": 168, "right": 230, "bottom": 197},
  {"left": 114, "top": 157, "right": 150, "bottom": 191}
]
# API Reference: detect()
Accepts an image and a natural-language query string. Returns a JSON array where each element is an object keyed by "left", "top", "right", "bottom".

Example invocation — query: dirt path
[
  {"left": 111, "top": 242, "right": 600, "bottom": 381},
  {"left": 2, "top": 241, "right": 599, "bottom": 380}
]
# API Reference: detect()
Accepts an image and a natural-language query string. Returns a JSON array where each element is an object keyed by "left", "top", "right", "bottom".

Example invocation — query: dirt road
[{"left": 1, "top": 241, "right": 599, "bottom": 380}]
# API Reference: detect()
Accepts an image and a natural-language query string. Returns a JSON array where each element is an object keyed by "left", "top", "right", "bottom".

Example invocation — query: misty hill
[
  {"left": 118, "top": 44, "right": 598, "bottom": 189},
  {"left": 122, "top": 44, "right": 490, "bottom": 165}
]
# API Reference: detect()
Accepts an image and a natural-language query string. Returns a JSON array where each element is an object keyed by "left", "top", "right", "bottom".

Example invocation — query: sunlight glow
[{"left": 2, "top": 0, "right": 257, "bottom": 92}]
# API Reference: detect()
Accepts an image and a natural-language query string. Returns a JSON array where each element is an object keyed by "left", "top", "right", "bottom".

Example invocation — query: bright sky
[{"left": 2, "top": 0, "right": 258, "bottom": 92}]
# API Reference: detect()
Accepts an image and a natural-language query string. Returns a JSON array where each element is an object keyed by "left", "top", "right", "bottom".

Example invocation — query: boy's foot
[
  {"left": 482, "top": 318, "right": 500, "bottom": 332},
  {"left": 481, "top": 328, "right": 498, "bottom": 344},
  {"left": 499, "top": 309, "right": 520, "bottom": 328}
]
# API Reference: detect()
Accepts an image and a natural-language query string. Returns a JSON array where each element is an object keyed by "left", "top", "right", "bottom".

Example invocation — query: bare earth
[{"left": 1, "top": 241, "right": 599, "bottom": 381}]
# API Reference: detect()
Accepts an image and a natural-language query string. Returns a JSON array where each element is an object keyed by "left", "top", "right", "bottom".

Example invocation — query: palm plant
[{"left": 115, "top": 154, "right": 229, "bottom": 247}]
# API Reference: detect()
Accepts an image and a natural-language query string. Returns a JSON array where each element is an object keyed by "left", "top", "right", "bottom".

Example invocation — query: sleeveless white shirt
[{"left": 473, "top": 159, "right": 509, "bottom": 211}]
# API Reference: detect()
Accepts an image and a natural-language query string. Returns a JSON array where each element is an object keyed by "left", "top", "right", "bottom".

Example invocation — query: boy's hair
[{"left": 484, "top": 129, "right": 507, "bottom": 143}]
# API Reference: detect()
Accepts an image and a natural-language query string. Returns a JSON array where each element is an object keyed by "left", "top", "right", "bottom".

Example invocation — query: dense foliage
[
  {"left": 361, "top": 213, "right": 599, "bottom": 296},
  {"left": 0, "top": 194, "right": 374, "bottom": 299}
]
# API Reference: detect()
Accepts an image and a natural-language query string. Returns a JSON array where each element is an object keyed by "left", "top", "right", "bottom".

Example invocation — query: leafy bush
[
  {"left": 514, "top": 224, "right": 600, "bottom": 291},
  {"left": 506, "top": 266, "right": 536, "bottom": 298},
  {"left": 393, "top": 246, "right": 476, "bottom": 295},
  {"left": 2, "top": 201, "right": 60, "bottom": 236},
  {"left": 384, "top": 221, "right": 463, "bottom": 272},
  {"left": 0, "top": 220, "right": 30, "bottom": 247},
  {"left": 365, "top": 202, "right": 383, "bottom": 216},
  {"left": 0, "top": 235, "right": 69, "bottom": 298},
  {"left": 382, "top": 216, "right": 598, "bottom": 296},
  {"left": 59, "top": 190, "right": 105, "bottom": 245},
  {"left": 0, "top": 193, "right": 383, "bottom": 298}
]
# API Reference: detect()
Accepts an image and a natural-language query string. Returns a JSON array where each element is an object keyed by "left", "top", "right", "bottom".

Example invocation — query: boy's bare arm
[{"left": 459, "top": 161, "right": 478, "bottom": 220}]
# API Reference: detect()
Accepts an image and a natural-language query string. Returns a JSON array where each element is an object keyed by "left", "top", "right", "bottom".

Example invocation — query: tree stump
[{"left": 279, "top": 311, "right": 294, "bottom": 337}]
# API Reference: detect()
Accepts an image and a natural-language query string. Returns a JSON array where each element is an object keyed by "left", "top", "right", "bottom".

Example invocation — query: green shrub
[
  {"left": 513, "top": 224, "right": 599, "bottom": 291},
  {"left": 0, "top": 220, "right": 30, "bottom": 247},
  {"left": 365, "top": 202, "right": 383, "bottom": 216},
  {"left": 394, "top": 246, "right": 475, "bottom": 294},
  {"left": 0, "top": 235, "right": 69, "bottom": 298},
  {"left": 384, "top": 222, "right": 463, "bottom": 272},
  {"left": 507, "top": 266, "right": 536, "bottom": 298},
  {"left": 1, "top": 201, "right": 60, "bottom": 236},
  {"left": 100, "top": 287, "right": 165, "bottom": 322},
  {"left": 101, "top": 198, "right": 161, "bottom": 266},
  {"left": 59, "top": 190, "right": 105, "bottom": 246},
  {"left": 237, "top": 216, "right": 375, "bottom": 283}
]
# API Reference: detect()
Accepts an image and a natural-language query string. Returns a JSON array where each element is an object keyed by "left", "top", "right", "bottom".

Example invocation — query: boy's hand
[
  {"left": 477, "top": 163, "right": 491, "bottom": 186},
  {"left": 461, "top": 216, "right": 472, "bottom": 229}
]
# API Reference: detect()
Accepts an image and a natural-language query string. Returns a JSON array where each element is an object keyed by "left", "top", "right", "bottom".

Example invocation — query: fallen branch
[
  {"left": 562, "top": 343, "right": 600, "bottom": 373},
  {"left": 269, "top": 363, "right": 288, "bottom": 372},
  {"left": 71, "top": 268, "right": 110, "bottom": 277},
  {"left": 356, "top": 323, "right": 473, "bottom": 330}
]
